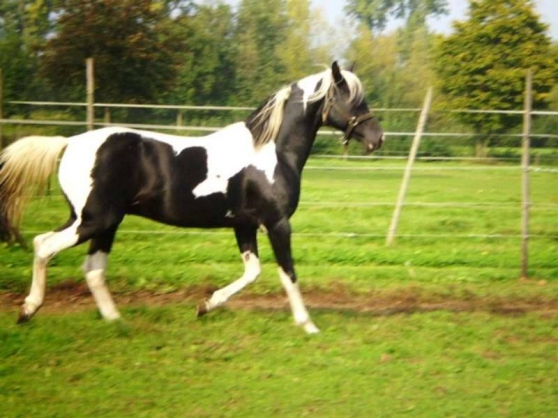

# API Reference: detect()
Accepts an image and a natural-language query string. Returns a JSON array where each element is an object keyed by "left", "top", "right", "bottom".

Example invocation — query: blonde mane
[
  {"left": 251, "top": 66, "right": 364, "bottom": 148},
  {"left": 306, "top": 68, "right": 364, "bottom": 106},
  {"left": 252, "top": 85, "right": 292, "bottom": 148}
]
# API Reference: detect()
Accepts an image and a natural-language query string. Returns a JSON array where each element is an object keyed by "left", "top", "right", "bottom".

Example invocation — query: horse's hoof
[
  {"left": 102, "top": 312, "right": 121, "bottom": 322},
  {"left": 302, "top": 321, "right": 320, "bottom": 334},
  {"left": 196, "top": 299, "right": 209, "bottom": 317},
  {"left": 17, "top": 309, "right": 32, "bottom": 324}
]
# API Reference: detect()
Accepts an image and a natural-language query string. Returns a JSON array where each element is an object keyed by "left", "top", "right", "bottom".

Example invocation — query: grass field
[
  {"left": 1, "top": 157, "right": 557, "bottom": 417},
  {"left": 1, "top": 308, "right": 556, "bottom": 417}
]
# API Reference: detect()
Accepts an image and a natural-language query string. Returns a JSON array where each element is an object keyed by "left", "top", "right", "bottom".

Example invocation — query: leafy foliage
[
  {"left": 232, "top": 0, "right": 289, "bottom": 104},
  {"left": 162, "top": 2, "right": 236, "bottom": 105},
  {"left": 40, "top": 0, "right": 177, "bottom": 103},
  {"left": 345, "top": 0, "right": 448, "bottom": 31},
  {"left": 434, "top": 0, "right": 558, "bottom": 135},
  {"left": 276, "top": 0, "right": 332, "bottom": 82},
  {"left": 0, "top": 0, "right": 57, "bottom": 104},
  {"left": 0, "top": 0, "right": 557, "bottom": 152}
]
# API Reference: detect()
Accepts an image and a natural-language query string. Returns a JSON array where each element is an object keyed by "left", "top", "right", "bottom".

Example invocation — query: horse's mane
[
  {"left": 248, "top": 67, "right": 364, "bottom": 148},
  {"left": 305, "top": 68, "right": 364, "bottom": 107},
  {"left": 249, "top": 85, "right": 292, "bottom": 148}
]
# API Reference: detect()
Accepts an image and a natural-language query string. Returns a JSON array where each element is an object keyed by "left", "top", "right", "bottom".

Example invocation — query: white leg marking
[
  {"left": 21, "top": 232, "right": 55, "bottom": 316},
  {"left": 21, "top": 228, "right": 79, "bottom": 318},
  {"left": 83, "top": 252, "right": 120, "bottom": 321},
  {"left": 278, "top": 268, "right": 320, "bottom": 334},
  {"left": 205, "top": 251, "right": 261, "bottom": 311}
]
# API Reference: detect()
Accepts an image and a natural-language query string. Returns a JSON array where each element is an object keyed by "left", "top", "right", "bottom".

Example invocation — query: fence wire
[
  {"left": 20, "top": 230, "right": 558, "bottom": 240},
  {"left": 4, "top": 100, "right": 557, "bottom": 244}
]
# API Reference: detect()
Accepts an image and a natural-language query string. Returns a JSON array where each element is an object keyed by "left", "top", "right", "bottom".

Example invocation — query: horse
[{"left": 0, "top": 62, "right": 383, "bottom": 333}]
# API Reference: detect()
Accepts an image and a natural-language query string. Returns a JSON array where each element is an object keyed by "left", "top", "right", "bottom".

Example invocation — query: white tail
[{"left": 0, "top": 135, "right": 69, "bottom": 243}]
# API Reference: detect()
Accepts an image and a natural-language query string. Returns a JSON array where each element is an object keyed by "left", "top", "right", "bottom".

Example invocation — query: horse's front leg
[
  {"left": 197, "top": 225, "right": 260, "bottom": 315},
  {"left": 267, "top": 218, "right": 319, "bottom": 334}
]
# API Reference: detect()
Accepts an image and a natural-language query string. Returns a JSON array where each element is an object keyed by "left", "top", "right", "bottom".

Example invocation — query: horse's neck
[{"left": 274, "top": 99, "right": 323, "bottom": 174}]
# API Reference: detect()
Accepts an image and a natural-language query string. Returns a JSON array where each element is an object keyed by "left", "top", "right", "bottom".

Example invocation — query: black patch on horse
[
  {"left": 77, "top": 133, "right": 224, "bottom": 236},
  {"left": 226, "top": 165, "right": 282, "bottom": 227}
]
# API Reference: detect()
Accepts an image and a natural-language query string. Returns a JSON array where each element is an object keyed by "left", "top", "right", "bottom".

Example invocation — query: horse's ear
[
  {"left": 332, "top": 61, "right": 344, "bottom": 85},
  {"left": 348, "top": 61, "right": 357, "bottom": 72}
]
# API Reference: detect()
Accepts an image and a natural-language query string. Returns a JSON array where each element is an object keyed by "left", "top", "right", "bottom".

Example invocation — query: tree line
[{"left": 1, "top": 0, "right": 557, "bottom": 153}]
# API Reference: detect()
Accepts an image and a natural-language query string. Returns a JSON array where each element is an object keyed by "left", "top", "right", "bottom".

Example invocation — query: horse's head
[{"left": 321, "top": 62, "right": 384, "bottom": 153}]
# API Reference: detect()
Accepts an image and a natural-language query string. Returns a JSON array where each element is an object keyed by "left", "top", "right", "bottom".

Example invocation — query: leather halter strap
[
  {"left": 322, "top": 88, "right": 375, "bottom": 145},
  {"left": 342, "top": 114, "right": 376, "bottom": 145}
]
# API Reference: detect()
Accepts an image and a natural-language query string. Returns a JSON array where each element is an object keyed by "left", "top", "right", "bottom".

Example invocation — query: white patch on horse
[
  {"left": 59, "top": 127, "right": 124, "bottom": 222},
  {"left": 59, "top": 125, "right": 278, "bottom": 208},
  {"left": 278, "top": 268, "right": 320, "bottom": 334},
  {"left": 296, "top": 67, "right": 364, "bottom": 111},
  {"left": 108, "top": 124, "right": 278, "bottom": 198},
  {"left": 22, "top": 224, "right": 81, "bottom": 319},
  {"left": 83, "top": 251, "right": 120, "bottom": 321},
  {"left": 204, "top": 251, "right": 261, "bottom": 310},
  {"left": 297, "top": 73, "right": 326, "bottom": 111},
  {"left": 190, "top": 124, "right": 277, "bottom": 198}
]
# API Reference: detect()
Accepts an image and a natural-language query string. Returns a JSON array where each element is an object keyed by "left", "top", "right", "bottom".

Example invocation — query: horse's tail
[{"left": 0, "top": 135, "right": 69, "bottom": 245}]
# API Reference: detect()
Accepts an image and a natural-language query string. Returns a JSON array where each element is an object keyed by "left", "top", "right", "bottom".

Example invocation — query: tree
[
  {"left": 345, "top": 26, "right": 401, "bottom": 106},
  {"left": 163, "top": 2, "right": 236, "bottom": 105},
  {"left": 398, "top": 25, "right": 438, "bottom": 104},
  {"left": 434, "top": 0, "right": 558, "bottom": 156},
  {"left": 345, "top": 0, "right": 445, "bottom": 110},
  {"left": 0, "top": 0, "right": 57, "bottom": 104},
  {"left": 40, "top": 0, "right": 176, "bottom": 103},
  {"left": 346, "top": 16, "right": 438, "bottom": 104},
  {"left": 276, "top": 0, "right": 332, "bottom": 82},
  {"left": 233, "top": 0, "right": 288, "bottom": 104},
  {"left": 346, "top": 0, "right": 448, "bottom": 32}
]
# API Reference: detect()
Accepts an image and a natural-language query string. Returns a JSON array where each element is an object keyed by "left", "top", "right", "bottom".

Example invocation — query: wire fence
[
  {"left": 3, "top": 117, "right": 558, "bottom": 140},
  {"left": 1, "top": 64, "right": 557, "bottom": 278},
  {"left": 17, "top": 229, "right": 558, "bottom": 240},
  {"left": 26, "top": 198, "right": 558, "bottom": 211}
]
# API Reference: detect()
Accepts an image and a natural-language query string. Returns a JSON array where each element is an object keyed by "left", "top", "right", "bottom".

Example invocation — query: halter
[{"left": 321, "top": 87, "right": 375, "bottom": 146}]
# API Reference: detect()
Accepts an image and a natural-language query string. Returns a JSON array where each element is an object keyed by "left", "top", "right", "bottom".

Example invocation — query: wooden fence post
[
  {"left": 521, "top": 69, "right": 532, "bottom": 279},
  {"left": 386, "top": 87, "right": 433, "bottom": 246},
  {"left": 86, "top": 58, "right": 94, "bottom": 131}
]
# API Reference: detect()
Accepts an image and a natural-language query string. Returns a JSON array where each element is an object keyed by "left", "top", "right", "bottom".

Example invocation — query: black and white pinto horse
[{"left": 0, "top": 62, "right": 383, "bottom": 333}]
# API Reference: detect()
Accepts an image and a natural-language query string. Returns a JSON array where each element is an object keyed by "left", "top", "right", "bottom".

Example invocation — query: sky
[{"left": 312, "top": 0, "right": 558, "bottom": 40}]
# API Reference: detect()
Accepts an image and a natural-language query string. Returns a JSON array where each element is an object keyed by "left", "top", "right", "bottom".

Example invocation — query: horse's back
[
  {"left": 59, "top": 129, "right": 230, "bottom": 228},
  {"left": 58, "top": 126, "right": 283, "bottom": 229}
]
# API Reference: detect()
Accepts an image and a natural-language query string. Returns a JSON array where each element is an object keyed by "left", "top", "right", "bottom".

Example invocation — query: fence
[{"left": 1, "top": 60, "right": 557, "bottom": 279}]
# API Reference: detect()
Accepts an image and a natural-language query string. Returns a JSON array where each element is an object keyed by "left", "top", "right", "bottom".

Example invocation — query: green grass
[
  {"left": 1, "top": 307, "right": 557, "bottom": 417},
  {"left": 1, "top": 158, "right": 557, "bottom": 416},
  {"left": 1, "top": 158, "right": 557, "bottom": 293}
]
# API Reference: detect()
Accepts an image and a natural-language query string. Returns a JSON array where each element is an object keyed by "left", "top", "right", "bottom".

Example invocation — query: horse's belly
[{"left": 128, "top": 192, "right": 233, "bottom": 228}]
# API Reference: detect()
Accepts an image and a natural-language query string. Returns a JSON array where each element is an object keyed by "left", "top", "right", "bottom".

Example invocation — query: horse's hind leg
[
  {"left": 198, "top": 226, "right": 260, "bottom": 316},
  {"left": 83, "top": 226, "right": 120, "bottom": 321},
  {"left": 18, "top": 223, "right": 81, "bottom": 323}
]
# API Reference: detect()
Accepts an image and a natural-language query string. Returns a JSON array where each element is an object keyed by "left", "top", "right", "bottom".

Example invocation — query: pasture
[{"left": 1, "top": 157, "right": 557, "bottom": 416}]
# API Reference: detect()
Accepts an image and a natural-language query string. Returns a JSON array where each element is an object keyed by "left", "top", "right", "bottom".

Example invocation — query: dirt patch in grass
[{"left": 1, "top": 280, "right": 557, "bottom": 317}]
